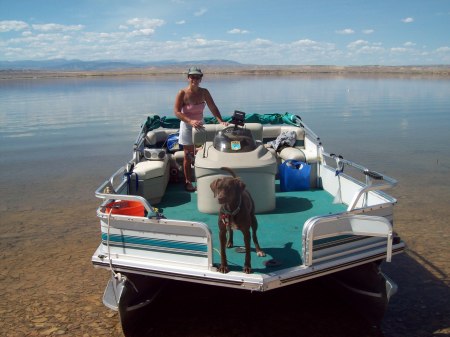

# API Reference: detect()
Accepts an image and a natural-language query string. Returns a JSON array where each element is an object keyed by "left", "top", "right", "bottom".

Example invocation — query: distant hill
[
  {"left": 1, "top": 60, "right": 449, "bottom": 79},
  {"left": 0, "top": 59, "right": 242, "bottom": 71}
]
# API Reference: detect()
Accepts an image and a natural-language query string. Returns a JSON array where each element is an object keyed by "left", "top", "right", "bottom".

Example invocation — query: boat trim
[{"left": 92, "top": 243, "right": 405, "bottom": 292}]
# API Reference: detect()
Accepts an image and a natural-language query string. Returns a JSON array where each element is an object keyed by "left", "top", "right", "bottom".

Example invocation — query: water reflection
[{"left": 1, "top": 75, "right": 449, "bottom": 172}]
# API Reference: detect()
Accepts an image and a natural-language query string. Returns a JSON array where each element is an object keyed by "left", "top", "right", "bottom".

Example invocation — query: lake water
[
  {"left": 2, "top": 75, "right": 449, "bottom": 176},
  {"left": 0, "top": 75, "right": 449, "bottom": 336},
  {"left": 1, "top": 75, "right": 449, "bottom": 212}
]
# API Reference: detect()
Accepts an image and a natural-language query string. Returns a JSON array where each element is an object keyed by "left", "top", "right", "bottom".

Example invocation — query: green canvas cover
[{"left": 144, "top": 112, "right": 302, "bottom": 132}]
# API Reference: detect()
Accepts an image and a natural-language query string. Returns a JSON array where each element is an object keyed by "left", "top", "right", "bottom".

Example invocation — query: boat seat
[
  {"left": 146, "top": 128, "right": 185, "bottom": 171},
  {"left": 145, "top": 128, "right": 179, "bottom": 147},
  {"left": 130, "top": 157, "right": 170, "bottom": 204},
  {"left": 192, "top": 123, "right": 263, "bottom": 145},
  {"left": 133, "top": 158, "right": 168, "bottom": 179},
  {"left": 263, "top": 125, "right": 319, "bottom": 163},
  {"left": 262, "top": 125, "right": 305, "bottom": 147}
]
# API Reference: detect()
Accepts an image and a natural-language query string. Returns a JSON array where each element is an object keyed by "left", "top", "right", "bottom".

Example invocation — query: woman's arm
[{"left": 204, "top": 88, "right": 225, "bottom": 123}]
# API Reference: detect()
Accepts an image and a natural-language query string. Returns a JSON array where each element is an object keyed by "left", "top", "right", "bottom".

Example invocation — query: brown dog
[{"left": 210, "top": 167, "right": 265, "bottom": 274}]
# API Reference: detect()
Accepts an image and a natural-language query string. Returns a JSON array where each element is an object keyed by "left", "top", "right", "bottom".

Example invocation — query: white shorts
[{"left": 179, "top": 121, "right": 193, "bottom": 146}]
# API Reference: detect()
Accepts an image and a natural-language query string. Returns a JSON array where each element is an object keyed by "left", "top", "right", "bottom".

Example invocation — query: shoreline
[{"left": 1, "top": 65, "right": 450, "bottom": 80}]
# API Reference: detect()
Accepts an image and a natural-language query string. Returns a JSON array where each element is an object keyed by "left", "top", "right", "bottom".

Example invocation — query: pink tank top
[{"left": 181, "top": 102, "right": 206, "bottom": 121}]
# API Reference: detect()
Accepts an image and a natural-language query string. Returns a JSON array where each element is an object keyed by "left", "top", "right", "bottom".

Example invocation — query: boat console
[{"left": 195, "top": 111, "right": 277, "bottom": 214}]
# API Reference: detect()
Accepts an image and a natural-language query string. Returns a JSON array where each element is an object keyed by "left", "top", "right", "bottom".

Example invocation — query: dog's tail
[{"left": 220, "top": 167, "right": 237, "bottom": 178}]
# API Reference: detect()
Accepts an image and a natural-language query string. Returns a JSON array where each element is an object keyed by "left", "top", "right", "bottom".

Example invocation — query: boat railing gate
[
  {"left": 302, "top": 213, "right": 394, "bottom": 266},
  {"left": 321, "top": 152, "right": 397, "bottom": 211}
]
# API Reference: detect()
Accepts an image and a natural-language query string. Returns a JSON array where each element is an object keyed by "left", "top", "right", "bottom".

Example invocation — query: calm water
[
  {"left": 1, "top": 76, "right": 449, "bottom": 203},
  {"left": 1, "top": 75, "right": 449, "bottom": 336}
]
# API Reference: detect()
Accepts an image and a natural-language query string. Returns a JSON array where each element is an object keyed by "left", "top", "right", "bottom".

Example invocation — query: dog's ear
[
  {"left": 210, "top": 178, "right": 221, "bottom": 197},
  {"left": 236, "top": 178, "right": 246, "bottom": 192}
]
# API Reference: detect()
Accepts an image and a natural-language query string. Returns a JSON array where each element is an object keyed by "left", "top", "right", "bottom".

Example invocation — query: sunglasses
[{"left": 189, "top": 75, "right": 203, "bottom": 80}]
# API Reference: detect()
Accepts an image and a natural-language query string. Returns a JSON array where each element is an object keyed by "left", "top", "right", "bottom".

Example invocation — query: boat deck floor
[{"left": 156, "top": 180, "right": 347, "bottom": 273}]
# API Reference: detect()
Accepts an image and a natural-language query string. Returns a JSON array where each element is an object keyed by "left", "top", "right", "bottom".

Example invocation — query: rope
[
  {"left": 106, "top": 209, "right": 120, "bottom": 280},
  {"left": 105, "top": 208, "right": 138, "bottom": 294}
]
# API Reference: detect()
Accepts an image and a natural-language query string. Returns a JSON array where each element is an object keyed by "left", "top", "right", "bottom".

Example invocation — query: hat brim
[{"left": 188, "top": 71, "right": 203, "bottom": 76}]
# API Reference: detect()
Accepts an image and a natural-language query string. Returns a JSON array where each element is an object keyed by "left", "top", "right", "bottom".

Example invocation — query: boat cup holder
[{"left": 213, "top": 111, "right": 257, "bottom": 153}]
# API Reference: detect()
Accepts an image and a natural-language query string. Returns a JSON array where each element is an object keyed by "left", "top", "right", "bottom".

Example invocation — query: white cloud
[
  {"left": 110, "top": 18, "right": 165, "bottom": 38},
  {"left": 357, "top": 45, "right": 384, "bottom": 54},
  {"left": 347, "top": 40, "right": 385, "bottom": 56},
  {"left": 0, "top": 20, "right": 29, "bottom": 32},
  {"left": 362, "top": 29, "right": 374, "bottom": 34},
  {"left": 1, "top": 16, "right": 448, "bottom": 65},
  {"left": 194, "top": 8, "right": 207, "bottom": 16},
  {"left": 252, "top": 38, "right": 273, "bottom": 46},
  {"left": 436, "top": 46, "right": 450, "bottom": 53},
  {"left": 227, "top": 28, "right": 249, "bottom": 34},
  {"left": 176, "top": 20, "right": 186, "bottom": 25},
  {"left": 347, "top": 40, "right": 368, "bottom": 49},
  {"left": 402, "top": 17, "right": 414, "bottom": 23},
  {"left": 129, "top": 29, "right": 156, "bottom": 36},
  {"left": 291, "top": 39, "right": 336, "bottom": 53},
  {"left": 32, "top": 23, "right": 84, "bottom": 32},
  {"left": 336, "top": 28, "right": 354, "bottom": 35},
  {"left": 126, "top": 18, "right": 165, "bottom": 30},
  {"left": 391, "top": 47, "right": 408, "bottom": 53},
  {"left": 292, "top": 39, "right": 317, "bottom": 46}
]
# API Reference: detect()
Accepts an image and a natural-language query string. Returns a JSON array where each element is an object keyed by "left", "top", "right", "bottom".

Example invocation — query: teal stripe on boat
[
  {"left": 101, "top": 233, "right": 207, "bottom": 253},
  {"left": 103, "top": 241, "right": 207, "bottom": 258}
]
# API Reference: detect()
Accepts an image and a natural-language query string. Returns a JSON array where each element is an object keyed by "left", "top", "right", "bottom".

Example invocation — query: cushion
[{"left": 133, "top": 156, "right": 168, "bottom": 180}]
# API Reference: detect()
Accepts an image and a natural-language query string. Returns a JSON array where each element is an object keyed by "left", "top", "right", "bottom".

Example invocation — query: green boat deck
[{"left": 156, "top": 180, "right": 347, "bottom": 273}]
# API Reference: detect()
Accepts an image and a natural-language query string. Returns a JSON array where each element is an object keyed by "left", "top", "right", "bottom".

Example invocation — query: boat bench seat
[
  {"left": 262, "top": 125, "right": 319, "bottom": 163},
  {"left": 145, "top": 128, "right": 179, "bottom": 147},
  {"left": 145, "top": 128, "right": 184, "bottom": 169},
  {"left": 192, "top": 123, "right": 263, "bottom": 145},
  {"left": 144, "top": 125, "right": 319, "bottom": 185}
]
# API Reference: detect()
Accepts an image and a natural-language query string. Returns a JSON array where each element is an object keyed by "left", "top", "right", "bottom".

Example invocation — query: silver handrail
[
  {"left": 302, "top": 213, "right": 394, "bottom": 266},
  {"left": 322, "top": 152, "right": 397, "bottom": 211},
  {"left": 94, "top": 166, "right": 154, "bottom": 215},
  {"left": 322, "top": 152, "right": 397, "bottom": 185}
]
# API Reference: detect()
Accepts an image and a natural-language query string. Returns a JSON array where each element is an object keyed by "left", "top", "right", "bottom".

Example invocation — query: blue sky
[{"left": 1, "top": 0, "right": 449, "bottom": 65}]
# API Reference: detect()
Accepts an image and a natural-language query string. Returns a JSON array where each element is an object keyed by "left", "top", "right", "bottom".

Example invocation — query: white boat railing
[
  {"left": 95, "top": 165, "right": 156, "bottom": 216},
  {"left": 321, "top": 152, "right": 397, "bottom": 211},
  {"left": 302, "top": 214, "right": 394, "bottom": 266}
]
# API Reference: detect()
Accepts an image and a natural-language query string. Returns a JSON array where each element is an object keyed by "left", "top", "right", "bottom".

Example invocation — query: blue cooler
[{"left": 279, "top": 160, "right": 311, "bottom": 192}]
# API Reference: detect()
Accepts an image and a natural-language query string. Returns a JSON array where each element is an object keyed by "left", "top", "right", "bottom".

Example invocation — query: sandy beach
[{"left": 1, "top": 65, "right": 450, "bottom": 80}]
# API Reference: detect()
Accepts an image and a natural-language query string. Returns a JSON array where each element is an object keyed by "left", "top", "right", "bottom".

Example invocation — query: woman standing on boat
[{"left": 174, "top": 66, "right": 227, "bottom": 192}]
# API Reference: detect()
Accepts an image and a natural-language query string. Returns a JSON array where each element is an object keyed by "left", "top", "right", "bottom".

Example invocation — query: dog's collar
[{"left": 221, "top": 195, "right": 241, "bottom": 216}]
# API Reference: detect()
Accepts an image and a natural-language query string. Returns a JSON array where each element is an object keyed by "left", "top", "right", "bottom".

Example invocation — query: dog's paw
[
  {"left": 243, "top": 266, "right": 252, "bottom": 274},
  {"left": 218, "top": 265, "right": 229, "bottom": 274},
  {"left": 257, "top": 250, "right": 266, "bottom": 257}
]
